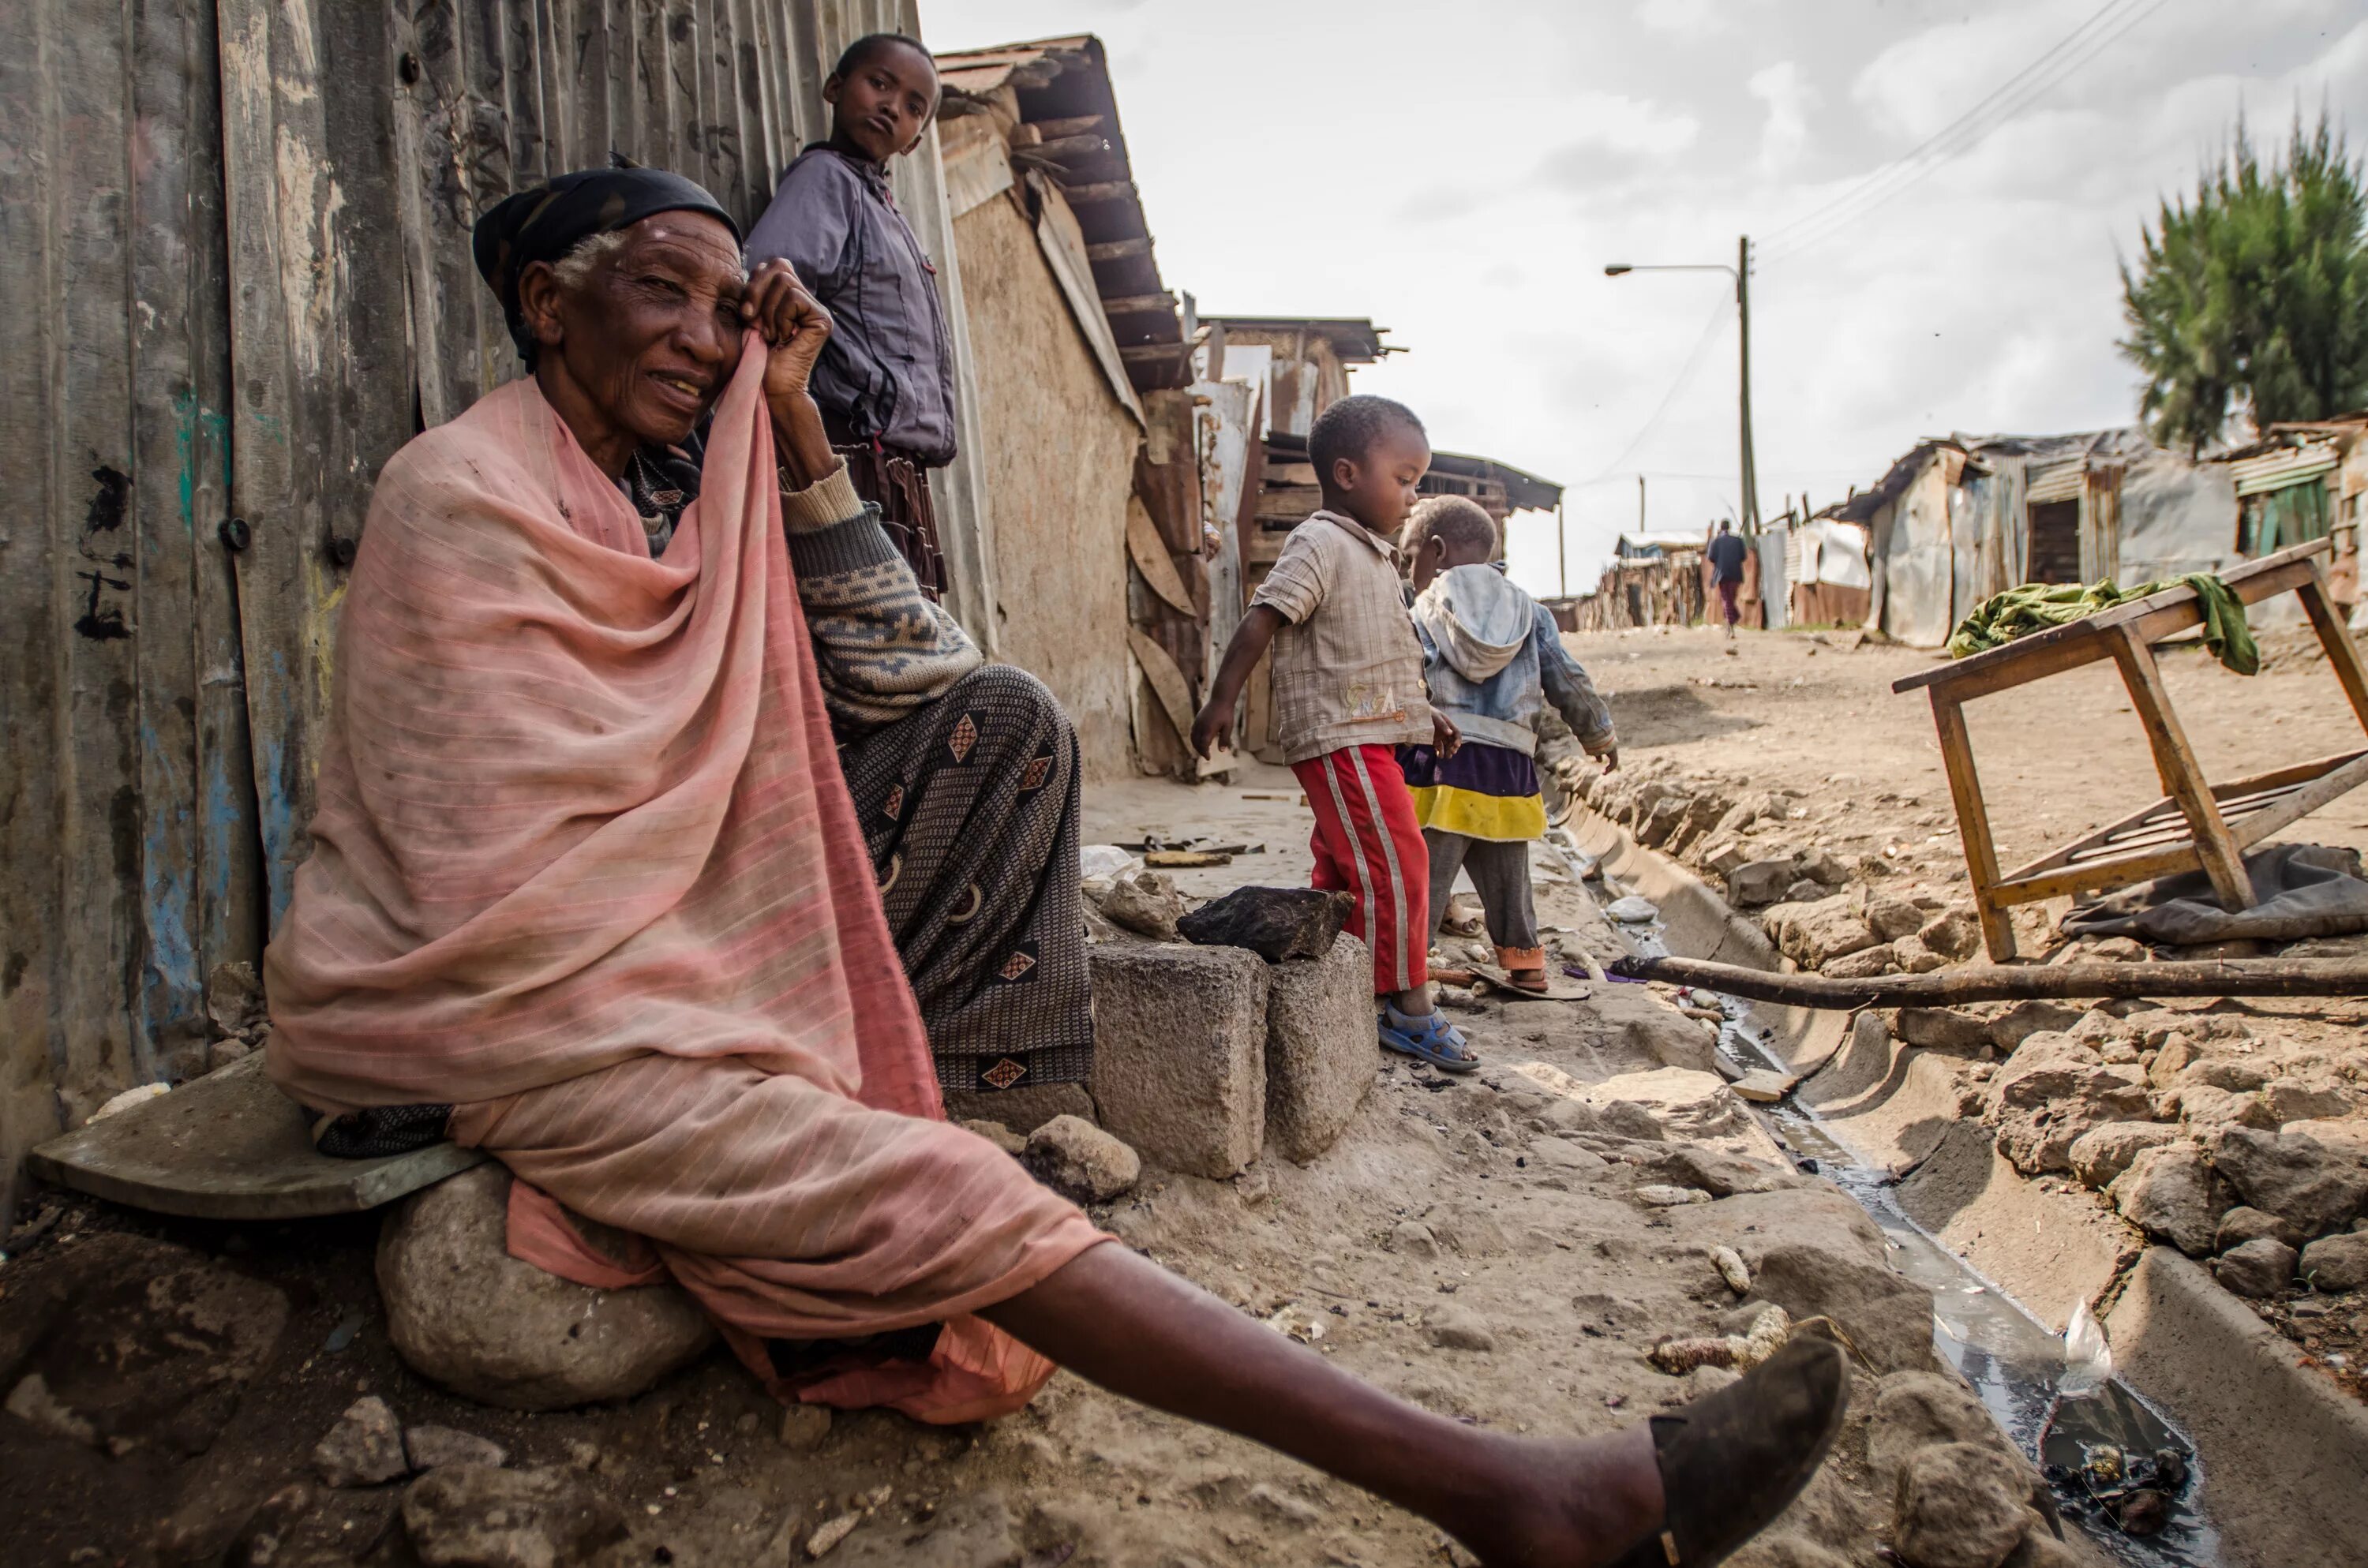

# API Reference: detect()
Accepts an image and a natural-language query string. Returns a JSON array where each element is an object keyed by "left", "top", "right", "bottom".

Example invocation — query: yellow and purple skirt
[{"left": 1397, "top": 742, "right": 1546, "bottom": 843}]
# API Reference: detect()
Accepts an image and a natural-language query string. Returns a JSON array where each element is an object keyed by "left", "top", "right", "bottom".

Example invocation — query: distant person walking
[
  {"left": 1707, "top": 519, "right": 1749, "bottom": 643},
  {"left": 746, "top": 32, "right": 955, "bottom": 594}
]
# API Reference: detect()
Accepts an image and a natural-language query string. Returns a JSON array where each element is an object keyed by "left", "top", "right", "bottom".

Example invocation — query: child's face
[
  {"left": 1329, "top": 423, "right": 1431, "bottom": 537},
  {"left": 826, "top": 43, "right": 939, "bottom": 164}
]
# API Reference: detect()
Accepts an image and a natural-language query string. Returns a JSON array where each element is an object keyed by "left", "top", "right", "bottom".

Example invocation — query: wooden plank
[
  {"left": 1994, "top": 844, "right": 2206, "bottom": 907},
  {"left": 1997, "top": 749, "right": 2368, "bottom": 887},
  {"left": 2295, "top": 560, "right": 2368, "bottom": 735},
  {"left": 1128, "top": 626, "right": 1197, "bottom": 760},
  {"left": 1127, "top": 496, "right": 1196, "bottom": 616},
  {"left": 1930, "top": 693, "right": 2016, "bottom": 960},
  {"left": 1085, "top": 236, "right": 1152, "bottom": 261},
  {"left": 2220, "top": 750, "right": 2368, "bottom": 855},
  {"left": 25, "top": 1053, "right": 486, "bottom": 1220},
  {"left": 1062, "top": 179, "right": 1135, "bottom": 204},
  {"left": 2109, "top": 626, "right": 2250, "bottom": 911},
  {"left": 1100, "top": 292, "right": 1176, "bottom": 316}
]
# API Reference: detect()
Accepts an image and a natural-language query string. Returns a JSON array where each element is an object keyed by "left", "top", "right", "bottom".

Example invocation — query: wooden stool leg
[
  {"left": 2296, "top": 560, "right": 2368, "bottom": 736},
  {"left": 2110, "top": 627, "right": 2251, "bottom": 911},
  {"left": 1931, "top": 693, "right": 2015, "bottom": 962}
]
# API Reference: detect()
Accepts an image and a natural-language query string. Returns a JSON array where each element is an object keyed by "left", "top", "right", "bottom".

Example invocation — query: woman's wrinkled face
[{"left": 519, "top": 211, "right": 749, "bottom": 452}]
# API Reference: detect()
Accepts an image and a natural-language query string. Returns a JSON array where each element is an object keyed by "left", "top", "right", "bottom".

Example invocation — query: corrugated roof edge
[{"left": 1263, "top": 428, "right": 1561, "bottom": 511}]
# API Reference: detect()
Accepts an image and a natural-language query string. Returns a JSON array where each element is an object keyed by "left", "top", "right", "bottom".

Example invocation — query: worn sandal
[
  {"left": 1378, "top": 1006, "right": 1480, "bottom": 1073},
  {"left": 1609, "top": 1334, "right": 1849, "bottom": 1566},
  {"left": 1496, "top": 945, "right": 1549, "bottom": 994}
]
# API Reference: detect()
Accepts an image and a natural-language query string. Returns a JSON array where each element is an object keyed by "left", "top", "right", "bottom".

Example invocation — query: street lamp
[{"left": 1603, "top": 236, "right": 1759, "bottom": 533}]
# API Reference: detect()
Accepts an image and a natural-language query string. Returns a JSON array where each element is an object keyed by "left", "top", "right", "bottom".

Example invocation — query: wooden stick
[{"left": 1606, "top": 952, "right": 2368, "bottom": 1009}]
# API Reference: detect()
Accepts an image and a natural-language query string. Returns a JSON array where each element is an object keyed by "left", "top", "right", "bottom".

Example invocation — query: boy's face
[
  {"left": 1330, "top": 422, "right": 1431, "bottom": 537},
  {"left": 826, "top": 42, "right": 939, "bottom": 164}
]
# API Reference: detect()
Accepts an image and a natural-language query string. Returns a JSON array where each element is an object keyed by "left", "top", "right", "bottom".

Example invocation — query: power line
[
  {"left": 1587, "top": 298, "right": 1734, "bottom": 485},
  {"left": 1759, "top": 0, "right": 2169, "bottom": 260}
]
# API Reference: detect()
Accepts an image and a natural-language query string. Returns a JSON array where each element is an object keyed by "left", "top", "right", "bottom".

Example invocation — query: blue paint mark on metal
[{"left": 138, "top": 714, "right": 204, "bottom": 1072}]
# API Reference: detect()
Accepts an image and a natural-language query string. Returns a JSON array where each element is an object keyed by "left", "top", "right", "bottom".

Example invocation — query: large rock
[
  {"left": 1763, "top": 895, "right": 1879, "bottom": 970},
  {"left": 1094, "top": 869, "right": 1184, "bottom": 941},
  {"left": 1264, "top": 934, "right": 1374, "bottom": 1162},
  {"left": 2265, "top": 1076, "right": 2356, "bottom": 1125},
  {"left": 1023, "top": 1116, "right": 1140, "bottom": 1203},
  {"left": 2299, "top": 1231, "right": 2368, "bottom": 1292},
  {"left": 2067, "top": 1122, "right": 2183, "bottom": 1191},
  {"left": 1917, "top": 910, "right": 1982, "bottom": 964},
  {"left": 1892, "top": 1443, "right": 2043, "bottom": 1568},
  {"left": 1176, "top": 885, "right": 1354, "bottom": 962},
  {"left": 1985, "top": 1034, "right": 2153, "bottom": 1177},
  {"left": 1747, "top": 1242, "right": 1935, "bottom": 1375},
  {"left": 2212, "top": 1237, "right": 2296, "bottom": 1297},
  {"left": 1823, "top": 944, "right": 1901, "bottom": 981},
  {"left": 402, "top": 1464, "right": 626, "bottom": 1568},
  {"left": 1865, "top": 895, "right": 1928, "bottom": 943},
  {"left": 2214, "top": 1205, "right": 2305, "bottom": 1252},
  {"left": 1868, "top": 1372, "right": 2019, "bottom": 1484},
  {"left": 377, "top": 1166, "right": 715, "bottom": 1411},
  {"left": 1727, "top": 859, "right": 1797, "bottom": 906},
  {"left": 1088, "top": 943, "right": 1269, "bottom": 1178},
  {"left": 1895, "top": 1008, "right": 1994, "bottom": 1060},
  {"left": 2108, "top": 1143, "right": 2225, "bottom": 1257},
  {"left": 1984, "top": 1000, "right": 2085, "bottom": 1053},
  {"left": 2210, "top": 1126, "right": 2368, "bottom": 1233}
]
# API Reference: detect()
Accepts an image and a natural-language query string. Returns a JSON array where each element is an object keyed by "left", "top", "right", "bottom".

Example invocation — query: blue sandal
[{"left": 1379, "top": 1005, "right": 1480, "bottom": 1073}]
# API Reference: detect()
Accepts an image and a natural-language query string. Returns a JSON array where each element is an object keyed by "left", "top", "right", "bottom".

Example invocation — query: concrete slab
[
  {"left": 1088, "top": 942, "right": 1268, "bottom": 1178},
  {"left": 24, "top": 1053, "right": 485, "bottom": 1220}
]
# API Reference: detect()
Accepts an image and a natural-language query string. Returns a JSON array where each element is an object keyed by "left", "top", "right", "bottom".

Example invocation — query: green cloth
[{"left": 1946, "top": 573, "right": 2257, "bottom": 675}]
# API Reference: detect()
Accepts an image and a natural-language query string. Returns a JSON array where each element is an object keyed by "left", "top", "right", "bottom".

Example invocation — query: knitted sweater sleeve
[{"left": 780, "top": 462, "right": 983, "bottom": 733}]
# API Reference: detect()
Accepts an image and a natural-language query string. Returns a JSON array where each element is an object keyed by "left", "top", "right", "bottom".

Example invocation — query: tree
[{"left": 2120, "top": 114, "right": 2368, "bottom": 455}]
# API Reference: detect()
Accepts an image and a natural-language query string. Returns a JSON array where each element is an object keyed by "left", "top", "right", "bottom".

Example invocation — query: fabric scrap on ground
[{"left": 2061, "top": 843, "right": 2368, "bottom": 945}]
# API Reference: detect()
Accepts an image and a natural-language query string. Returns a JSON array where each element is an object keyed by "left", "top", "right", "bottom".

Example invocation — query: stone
[
  {"left": 941, "top": 1082, "right": 1096, "bottom": 1136},
  {"left": 1891, "top": 1443, "right": 2040, "bottom": 1568},
  {"left": 1388, "top": 1220, "right": 1442, "bottom": 1259},
  {"left": 1527, "top": 1136, "right": 1609, "bottom": 1172},
  {"left": 402, "top": 1464, "right": 626, "bottom": 1568},
  {"left": 1096, "top": 869, "right": 1186, "bottom": 941},
  {"left": 1985, "top": 1000, "right": 2085, "bottom": 1053},
  {"left": 2211, "top": 1237, "right": 2297, "bottom": 1297},
  {"left": 1265, "top": 934, "right": 1374, "bottom": 1162},
  {"left": 1622, "top": 1009, "right": 1722, "bottom": 1075},
  {"left": 1893, "top": 934, "right": 1948, "bottom": 974},
  {"left": 314, "top": 1397, "right": 408, "bottom": 1488},
  {"left": 2108, "top": 1143, "right": 2224, "bottom": 1257},
  {"left": 2211, "top": 1126, "right": 2368, "bottom": 1233},
  {"left": 1822, "top": 944, "right": 1900, "bottom": 981},
  {"left": 1730, "top": 1069, "right": 1794, "bottom": 1104},
  {"left": 1596, "top": 1100, "right": 1666, "bottom": 1141},
  {"left": 0, "top": 1233, "right": 287, "bottom": 1460},
  {"left": 2148, "top": 1036, "right": 2198, "bottom": 1089},
  {"left": 2265, "top": 1077, "right": 2355, "bottom": 1125},
  {"left": 405, "top": 1425, "right": 508, "bottom": 1473},
  {"left": 1866, "top": 895, "right": 1928, "bottom": 943},
  {"left": 830, "top": 1491, "right": 1021, "bottom": 1568},
  {"left": 1797, "top": 848, "right": 1851, "bottom": 887},
  {"left": 1176, "top": 885, "right": 1354, "bottom": 962},
  {"left": 1868, "top": 1372, "right": 2018, "bottom": 1484},
  {"left": 1763, "top": 895, "right": 1878, "bottom": 969},
  {"left": 960, "top": 1119, "right": 1028, "bottom": 1156},
  {"left": 1986, "top": 1035, "right": 2153, "bottom": 1177},
  {"left": 1917, "top": 910, "right": 1981, "bottom": 964},
  {"left": 1749, "top": 1242, "right": 1935, "bottom": 1375},
  {"left": 2299, "top": 1231, "right": 2368, "bottom": 1292},
  {"left": 377, "top": 1166, "right": 715, "bottom": 1411},
  {"left": 1633, "top": 1184, "right": 1712, "bottom": 1207},
  {"left": 2179, "top": 1057, "right": 2270, "bottom": 1092},
  {"left": 1024, "top": 1116, "right": 1141, "bottom": 1203},
  {"left": 1604, "top": 895, "right": 1661, "bottom": 923},
  {"left": 2215, "top": 1205, "right": 2306, "bottom": 1252},
  {"left": 1425, "top": 1305, "right": 1497, "bottom": 1352},
  {"left": 2171, "top": 1084, "right": 2276, "bottom": 1134},
  {"left": 1639, "top": 1142, "right": 1799, "bottom": 1197},
  {"left": 807, "top": 1511, "right": 864, "bottom": 1557},
  {"left": 779, "top": 1404, "right": 834, "bottom": 1452},
  {"left": 2067, "top": 1122, "right": 2184, "bottom": 1191},
  {"left": 1784, "top": 879, "right": 1825, "bottom": 904},
  {"left": 1727, "top": 859, "right": 1797, "bottom": 906},
  {"left": 1088, "top": 943, "right": 1269, "bottom": 1179},
  {"left": 1895, "top": 1008, "right": 1994, "bottom": 1060}
]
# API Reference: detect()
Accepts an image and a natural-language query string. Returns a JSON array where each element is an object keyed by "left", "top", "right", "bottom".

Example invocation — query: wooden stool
[{"left": 1892, "top": 538, "right": 2368, "bottom": 962}]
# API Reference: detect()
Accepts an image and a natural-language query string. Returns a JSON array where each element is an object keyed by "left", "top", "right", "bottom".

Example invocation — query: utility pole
[
  {"left": 1736, "top": 234, "right": 1759, "bottom": 534},
  {"left": 1637, "top": 474, "right": 1647, "bottom": 535},
  {"left": 1555, "top": 500, "right": 1568, "bottom": 598}
]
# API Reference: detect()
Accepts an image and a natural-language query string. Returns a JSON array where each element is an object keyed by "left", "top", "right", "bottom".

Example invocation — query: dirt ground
[
  {"left": 1562, "top": 619, "right": 2368, "bottom": 1399},
  {"left": 0, "top": 753, "right": 2094, "bottom": 1568}
]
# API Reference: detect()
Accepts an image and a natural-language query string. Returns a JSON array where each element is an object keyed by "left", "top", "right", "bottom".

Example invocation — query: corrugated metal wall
[{"left": 1, "top": 0, "right": 980, "bottom": 1218}]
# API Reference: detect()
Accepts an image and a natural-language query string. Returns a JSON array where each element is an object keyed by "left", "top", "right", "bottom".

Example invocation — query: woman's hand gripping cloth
[{"left": 264, "top": 337, "right": 1105, "bottom": 1420}]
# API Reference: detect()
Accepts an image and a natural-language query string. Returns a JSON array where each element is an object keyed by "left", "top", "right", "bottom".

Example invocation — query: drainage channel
[{"left": 1577, "top": 859, "right": 2222, "bottom": 1568}]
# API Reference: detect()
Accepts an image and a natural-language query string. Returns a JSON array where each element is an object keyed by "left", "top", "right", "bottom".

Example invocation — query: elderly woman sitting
[{"left": 264, "top": 166, "right": 1842, "bottom": 1567}]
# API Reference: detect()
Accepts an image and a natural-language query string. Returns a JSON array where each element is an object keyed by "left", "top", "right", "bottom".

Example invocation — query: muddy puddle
[{"left": 1576, "top": 853, "right": 2223, "bottom": 1568}]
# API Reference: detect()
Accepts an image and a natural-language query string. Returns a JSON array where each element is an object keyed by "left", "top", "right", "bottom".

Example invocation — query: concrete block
[
  {"left": 1088, "top": 944, "right": 1269, "bottom": 1178},
  {"left": 1264, "top": 934, "right": 1374, "bottom": 1162}
]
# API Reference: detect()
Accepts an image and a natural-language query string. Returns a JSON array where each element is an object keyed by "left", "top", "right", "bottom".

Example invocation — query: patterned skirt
[{"left": 836, "top": 664, "right": 1093, "bottom": 1095}]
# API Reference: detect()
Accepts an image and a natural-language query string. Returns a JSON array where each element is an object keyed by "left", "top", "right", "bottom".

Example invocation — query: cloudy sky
[{"left": 930, "top": 0, "right": 2368, "bottom": 596}]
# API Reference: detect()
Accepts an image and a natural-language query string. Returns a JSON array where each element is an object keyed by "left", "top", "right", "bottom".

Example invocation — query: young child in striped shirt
[{"left": 1399, "top": 496, "right": 1617, "bottom": 994}]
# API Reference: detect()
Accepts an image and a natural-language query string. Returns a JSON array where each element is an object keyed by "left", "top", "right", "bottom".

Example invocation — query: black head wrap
[{"left": 472, "top": 167, "right": 741, "bottom": 361}]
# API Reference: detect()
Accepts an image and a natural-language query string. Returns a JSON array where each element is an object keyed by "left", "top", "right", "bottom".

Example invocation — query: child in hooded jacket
[{"left": 1399, "top": 497, "right": 1618, "bottom": 993}]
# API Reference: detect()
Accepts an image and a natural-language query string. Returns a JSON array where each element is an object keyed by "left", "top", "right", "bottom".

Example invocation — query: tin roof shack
[
  {"left": 0, "top": 0, "right": 967, "bottom": 1224},
  {"left": 1566, "top": 533, "right": 1713, "bottom": 632},
  {"left": 1849, "top": 431, "right": 2237, "bottom": 648},
  {"left": 935, "top": 36, "right": 1178, "bottom": 777},
  {"left": 2214, "top": 414, "right": 2368, "bottom": 617}
]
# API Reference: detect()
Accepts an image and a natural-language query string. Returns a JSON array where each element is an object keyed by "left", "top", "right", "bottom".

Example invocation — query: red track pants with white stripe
[{"left": 1291, "top": 744, "right": 1429, "bottom": 995}]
